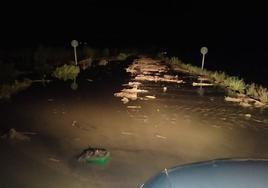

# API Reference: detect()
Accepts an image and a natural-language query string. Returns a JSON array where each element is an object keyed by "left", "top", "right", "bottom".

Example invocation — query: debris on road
[
  {"left": 135, "top": 74, "right": 184, "bottom": 83},
  {"left": 225, "top": 96, "right": 243, "bottom": 103},
  {"left": 146, "top": 95, "right": 156, "bottom": 99},
  {"left": 245, "top": 114, "right": 252, "bottom": 118},
  {"left": 225, "top": 95, "right": 266, "bottom": 108},
  {"left": 163, "top": 87, "right": 167, "bottom": 92},
  {"left": 123, "top": 82, "right": 142, "bottom": 87},
  {"left": 77, "top": 147, "right": 111, "bottom": 164},
  {"left": 49, "top": 157, "right": 60, "bottom": 162},
  {"left": 114, "top": 85, "right": 148, "bottom": 102},
  {"left": 121, "top": 131, "right": 134, "bottom": 136},
  {"left": 155, "top": 134, "right": 166, "bottom": 139},
  {"left": 192, "top": 82, "right": 213, "bottom": 86},
  {"left": 121, "top": 97, "right": 129, "bottom": 104},
  {"left": 114, "top": 91, "right": 137, "bottom": 101},
  {"left": 48, "top": 99, "right": 54, "bottom": 102},
  {"left": 198, "top": 76, "right": 210, "bottom": 82},
  {"left": 127, "top": 106, "right": 141, "bottom": 109},
  {"left": 72, "top": 120, "right": 77, "bottom": 127},
  {"left": 240, "top": 102, "right": 252, "bottom": 108}
]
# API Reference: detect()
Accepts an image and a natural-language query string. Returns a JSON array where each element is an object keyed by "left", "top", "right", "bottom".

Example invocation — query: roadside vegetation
[
  {"left": 52, "top": 64, "right": 80, "bottom": 81},
  {"left": 168, "top": 56, "right": 268, "bottom": 105},
  {"left": 0, "top": 45, "right": 136, "bottom": 99}
]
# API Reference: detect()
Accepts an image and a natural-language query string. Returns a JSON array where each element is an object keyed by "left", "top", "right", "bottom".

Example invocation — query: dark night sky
[
  {"left": 1, "top": 1, "right": 267, "bottom": 48},
  {"left": 1, "top": 1, "right": 268, "bottom": 84}
]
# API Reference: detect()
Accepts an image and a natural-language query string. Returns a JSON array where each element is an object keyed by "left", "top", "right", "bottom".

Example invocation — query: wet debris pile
[
  {"left": 134, "top": 74, "right": 183, "bottom": 83},
  {"left": 126, "top": 58, "right": 167, "bottom": 75},
  {"left": 77, "top": 147, "right": 111, "bottom": 164},
  {"left": 126, "top": 58, "right": 184, "bottom": 83},
  {"left": 114, "top": 58, "right": 185, "bottom": 104},
  {"left": 114, "top": 82, "right": 148, "bottom": 103},
  {"left": 225, "top": 95, "right": 266, "bottom": 108}
]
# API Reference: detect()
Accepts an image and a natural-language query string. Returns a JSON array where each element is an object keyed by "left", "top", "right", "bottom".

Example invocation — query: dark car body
[{"left": 141, "top": 158, "right": 268, "bottom": 188}]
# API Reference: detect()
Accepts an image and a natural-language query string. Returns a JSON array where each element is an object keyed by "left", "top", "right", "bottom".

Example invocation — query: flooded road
[{"left": 1, "top": 57, "right": 268, "bottom": 188}]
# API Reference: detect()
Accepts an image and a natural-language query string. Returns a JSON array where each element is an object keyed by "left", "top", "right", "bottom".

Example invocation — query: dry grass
[
  {"left": 167, "top": 56, "right": 268, "bottom": 105},
  {"left": 223, "top": 76, "right": 246, "bottom": 93}
]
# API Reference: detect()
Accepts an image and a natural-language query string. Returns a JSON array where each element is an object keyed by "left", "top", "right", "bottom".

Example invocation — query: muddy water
[{"left": 1, "top": 57, "right": 268, "bottom": 188}]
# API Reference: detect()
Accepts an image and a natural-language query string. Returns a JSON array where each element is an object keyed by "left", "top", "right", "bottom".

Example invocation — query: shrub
[
  {"left": 257, "top": 86, "right": 268, "bottom": 104},
  {"left": 52, "top": 64, "right": 80, "bottom": 81},
  {"left": 223, "top": 76, "right": 246, "bottom": 93},
  {"left": 211, "top": 71, "right": 227, "bottom": 83},
  {"left": 246, "top": 83, "right": 258, "bottom": 98}
]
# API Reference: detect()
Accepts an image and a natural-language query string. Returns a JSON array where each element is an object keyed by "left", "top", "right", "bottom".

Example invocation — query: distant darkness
[
  {"left": 0, "top": 1, "right": 267, "bottom": 48},
  {"left": 1, "top": 1, "right": 268, "bottom": 84}
]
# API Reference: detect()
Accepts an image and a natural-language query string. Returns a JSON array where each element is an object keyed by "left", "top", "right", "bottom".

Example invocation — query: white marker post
[
  {"left": 71, "top": 40, "right": 79, "bottom": 65},
  {"left": 200, "top": 46, "right": 208, "bottom": 70}
]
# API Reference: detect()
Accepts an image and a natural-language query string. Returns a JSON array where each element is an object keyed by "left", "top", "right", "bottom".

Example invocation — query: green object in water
[
  {"left": 78, "top": 147, "right": 111, "bottom": 165},
  {"left": 86, "top": 153, "right": 111, "bottom": 165}
]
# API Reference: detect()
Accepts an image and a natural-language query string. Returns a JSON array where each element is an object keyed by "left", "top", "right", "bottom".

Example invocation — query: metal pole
[
  {"left": 201, "top": 53, "right": 205, "bottom": 70},
  {"left": 74, "top": 47, "right": 78, "bottom": 65}
]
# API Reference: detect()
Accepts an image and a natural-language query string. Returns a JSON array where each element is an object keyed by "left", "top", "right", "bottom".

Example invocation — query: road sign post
[
  {"left": 200, "top": 47, "right": 208, "bottom": 70},
  {"left": 71, "top": 40, "right": 79, "bottom": 65}
]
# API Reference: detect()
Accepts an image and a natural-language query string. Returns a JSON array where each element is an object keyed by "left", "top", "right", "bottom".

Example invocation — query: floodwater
[{"left": 1, "top": 57, "right": 268, "bottom": 188}]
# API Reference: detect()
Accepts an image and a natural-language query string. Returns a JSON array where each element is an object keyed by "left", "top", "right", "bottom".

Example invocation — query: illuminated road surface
[{"left": 1, "top": 57, "right": 268, "bottom": 188}]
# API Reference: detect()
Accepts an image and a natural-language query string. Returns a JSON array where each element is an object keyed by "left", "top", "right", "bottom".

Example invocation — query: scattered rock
[
  {"left": 72, "top": 120, "right": 77, "bottom": 127},
  {"left": 245, "top": 114, "right": 252, "bottom": 118}
]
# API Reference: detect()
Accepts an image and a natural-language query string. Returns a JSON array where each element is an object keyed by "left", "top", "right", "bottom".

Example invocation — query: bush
[
  {"left": 211, "top": 71, "right": 227, "bottom": 83},
  {"left": 246, "top": 83, "right": 258, "bottom": 98},
  {"left": 52, "top": 64, "right": 80, "bottom": 81},
  {"left": 223, "top": 76, "right": 246, "bottom": 93},
  {"left": 257, "top": 86, "right": 268, "bottom": 104}
]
